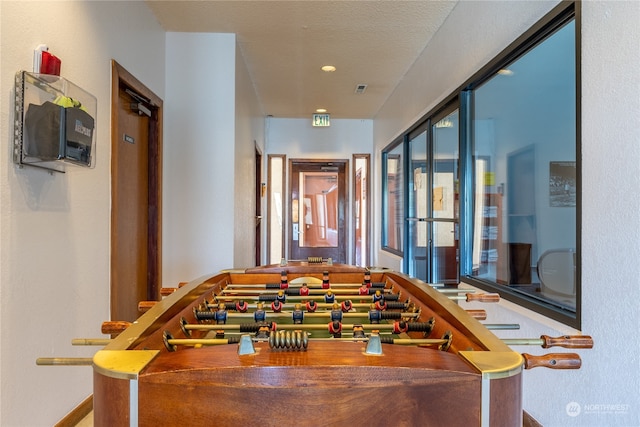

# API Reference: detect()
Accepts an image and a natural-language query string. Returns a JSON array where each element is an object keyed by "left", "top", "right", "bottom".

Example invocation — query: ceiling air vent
[{"left": 354, "top": 84, "right": 368, "bottom": 94}]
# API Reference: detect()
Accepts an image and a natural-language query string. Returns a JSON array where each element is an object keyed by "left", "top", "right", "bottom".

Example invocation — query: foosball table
[{"left": 38, "top": 262, "right": 593, "bottom": 426}]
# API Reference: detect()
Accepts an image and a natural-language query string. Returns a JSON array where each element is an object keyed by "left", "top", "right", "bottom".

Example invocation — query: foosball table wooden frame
[{"left": 40, "top": 263, "right": 592, "bottom": 427}]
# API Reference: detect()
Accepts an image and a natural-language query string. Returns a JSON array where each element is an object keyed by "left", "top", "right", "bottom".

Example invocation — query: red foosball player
[
  {"left": 254, "top": 302, "right": 266, "bottom": 323},
  {"left": 299, "top": 283, "right": 310, "bottom": 297},
  {"left": 321, "top": 271, "right": 331, "bottom": 289},
  {"left": 359, "top": 284, "right": 370, "bottom": 295},
  {"left": 328, "top": 320, "right": 342, "bottom": 338},
  {"left": 306, "top": 300, "right": 318, "bottom": 312},
  {"left": 271, "top": 300, "right": 284, "bottom": 312},
  {"left": 341, "top": 300, "right": 353, "bottom": 312},
  {"left": 374, "top": 300, "right": 387, "bottom": 311},
  {"left": 292, "top": 303, "right": 304, "bottom": 324},
  {"left": 280, "top": 271, "right": 289, "bottom": 289},
  {"left": 235, "top": 300, "right": 248, "bottom": 313},
  {"left": 363, "top": 270, "right": 372, "bottom": 287}
]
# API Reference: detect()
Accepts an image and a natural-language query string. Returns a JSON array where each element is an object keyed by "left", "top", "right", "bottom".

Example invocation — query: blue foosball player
[
  {"left": 292, "top": 303, "right": 304, "bottom": 324},
  {"left": 330, "top": 303, "right": 343, "bottom": 322},
  {"left": 324, "top": 290, "right": 335, "bottom": 304},
  {"left": 368, "top": 303, "right": 382, "bottom": 324},
  {"left": 254, "top": 302, "right": 266, "bottom": 323},
  {"left": 215, "top": 303, "right": 228, "bottom": 324}
]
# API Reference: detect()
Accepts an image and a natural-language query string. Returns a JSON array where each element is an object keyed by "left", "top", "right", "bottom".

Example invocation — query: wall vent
[{"left": 355, "top": 84, "right": 368, "bottom": 94}]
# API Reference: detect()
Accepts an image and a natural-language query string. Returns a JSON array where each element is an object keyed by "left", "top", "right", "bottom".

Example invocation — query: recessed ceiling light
[
  {"left": 321, "top": 65, "right": 336, "bottom": 72},
  {"left": 316, "top": 108, "right": 327, "bottom": 113},
  {"left": 498, "top": 69, "right": 514, "bottom": 76}
]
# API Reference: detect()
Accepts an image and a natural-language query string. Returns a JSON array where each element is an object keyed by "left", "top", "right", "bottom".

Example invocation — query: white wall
[
  {"left": 0, "top": 1, "right": 165, "bottom": 425},
  {"left": 234, "top": 42, "right": 265, "bottom": 267},
  {"left": 267, "top": 118, "right": 373, "bottom": 264},
  {"left": 163, "top": 32, "right": 237, "bottom": 286},
  {"left": 374, "top": 1, "right": 640, "bottom": 425}
]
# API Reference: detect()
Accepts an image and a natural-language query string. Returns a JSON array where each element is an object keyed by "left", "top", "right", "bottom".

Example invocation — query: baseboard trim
[
  {"left": 54, "top": 395, "right": 93, "bottom": 427},
  {"left": 523, "top": 410, "right": 543, "bottom": 427}
]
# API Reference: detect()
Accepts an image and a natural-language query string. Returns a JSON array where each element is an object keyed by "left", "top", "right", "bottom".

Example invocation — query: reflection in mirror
[{"left": 299, "top": 172, "right": 338, "bottom": 248}]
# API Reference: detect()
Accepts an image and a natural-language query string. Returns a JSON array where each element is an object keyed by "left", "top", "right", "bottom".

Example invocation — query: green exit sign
[{"left": 312, "top": 114, "right": 330, "bottom": 127}]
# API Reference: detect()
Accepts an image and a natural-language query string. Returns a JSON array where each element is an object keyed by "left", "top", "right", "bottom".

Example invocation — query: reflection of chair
[{"left": 537, "top": 249, "right": 576, "bottom": 308}]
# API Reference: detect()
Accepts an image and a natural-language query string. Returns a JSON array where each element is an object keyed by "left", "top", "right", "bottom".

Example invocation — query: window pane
[
  {"left": 470, "top": 20, "right": 576, "bottom": 311},
  {"left": 383, "top": 144, "right": 403, "bottom": 251}
]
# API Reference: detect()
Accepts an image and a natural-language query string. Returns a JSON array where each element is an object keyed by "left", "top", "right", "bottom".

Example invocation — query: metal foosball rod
[
  {"left": 223, "top": 282, "right": 386, "bottom": 290},
  {"left": 502, "top": 335, "right": 594, "bottom": 349},
  {"left": 100, "top": 319, "right": 517, "bottom": 336},
  {"left": 213, "top": 294, "right": 401, "bottom": 303},
  {"left": 199, "top": 311, "right": 422, "bottom": 319},
  {"left": 163, "top": 335, "right": 450, "bottom": 349},
  {"left": 36, "top": 357, "right": 93, "bottom": 366},
  {"left": 71, "top": 338, "right": 112, "bottom": 346},
  {"left": 205, "top": 301, "right": 407, "bottom": 311},
  {"left": 219, "top": 288, "right": 394, "bottom": 295}
]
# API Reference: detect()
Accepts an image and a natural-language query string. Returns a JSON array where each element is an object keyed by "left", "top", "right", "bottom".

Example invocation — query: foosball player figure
[
  {"left": 254, "top": 302, "right": 266, "bottom": 323},
  {"left": 330, "top": 303, "right": 343, "bottom": 322},
  {"left": 359, "top": 284, "right": 370, "bottom": 296},
  {"left": 256, "top": 324, "right": 271, "bottom": 339},
  {"left": 374, "top": 300, "right": 387, "bottom": 311},
  {"left": 271, "top": 299, "right": 284, "bottom": 313},
  {"left": 280, "top": 271, "right": 289, "bottom": 289},
  {"left": 305, "top": 300, "right": 318, "bottom": 312},
  {"left": 299, "top": 283, "right": 310, "bottom": 297},
  {"left": 341, "top": 300, "right": 353, "bottom": 312},
  {"left": 328, "top": 320, "right": 342, "bottom": 338},
  {"left": 363, "top": 270, "right": 372, "bottom": 287},
  {"left": 235, "top": 300, "right": 248, "bottom": 313},
  {"left": 276, "top": 290, "right": 287, "bottom": 303},
  {"left": 324, "top": 290, "right": 335, "bottom": 304},
  {"left": 215, "top": 303, "right": 228, "bottom": 325},
  {"left": 352, "top": 324, "right": 366, "bottom": 340},
  {"left": 372, "top": 290, "right": 384, "bottom": 304},
  {"left": 322, "top": 271, "right": 331, "bottom": 289},
  {"left": 368, "top": 304, "right": 382, "bottom": 324},
  {"left": 292, "top": 303, "right": 304, "bottom": 324}
]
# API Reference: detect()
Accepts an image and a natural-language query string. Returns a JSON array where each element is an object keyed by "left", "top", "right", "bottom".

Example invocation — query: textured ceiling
[{"left": 145, "top": 0, "right": 458, "bottom": 119}]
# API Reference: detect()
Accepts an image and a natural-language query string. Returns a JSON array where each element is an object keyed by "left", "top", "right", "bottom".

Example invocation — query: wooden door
[
  {"left": 110, "top": 61, "right": 163, "bottom": 322},
  {"left": 290, "top": 159, "right": 347, "bottom": 263}
]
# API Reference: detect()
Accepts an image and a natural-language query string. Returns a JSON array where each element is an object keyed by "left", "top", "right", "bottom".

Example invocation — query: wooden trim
[
  {"left": 54, "top": 395, "right": 92, "bottom": 427},
  {"left": 523, "top": 410, "right": 544, "bottom": 427},
  {"left": 352, "top": 153, "right": 370, "bottom": 266},
  {"left": 110, "top": 60, "right": 163, "bottom": 306}
]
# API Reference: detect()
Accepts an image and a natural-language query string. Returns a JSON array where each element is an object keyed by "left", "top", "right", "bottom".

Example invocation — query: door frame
[
  {"left": 289, "top": 158, "right": 348, "bottom": 263},
  {"left": 110, "top": 60, "right": 163, "bottom": 317}
]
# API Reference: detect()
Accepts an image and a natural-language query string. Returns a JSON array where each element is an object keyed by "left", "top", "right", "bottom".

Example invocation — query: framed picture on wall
[{"left": 549, "top": 161, "right": 576, "bottom": 207}]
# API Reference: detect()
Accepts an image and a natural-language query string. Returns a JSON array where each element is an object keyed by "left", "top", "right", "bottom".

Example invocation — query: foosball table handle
[
  {"left": 466, "top": 293, "right": 500, "bottom": 303},
  {"left": 541, "top": 335, "right": 594, "bottom": 349},
  {"left": 522, "top": 353, "right": 582, "bottom": 369},
  {"left": 101, "top": 321, "right": 132, "bottom": 335}
]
